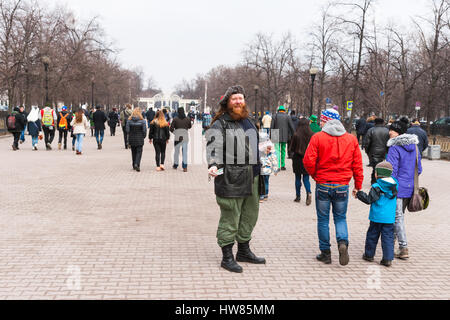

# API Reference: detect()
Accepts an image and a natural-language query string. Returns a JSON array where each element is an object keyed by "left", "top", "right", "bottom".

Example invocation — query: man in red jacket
[{"left": 304, "top": 109, "right": 364, "bottom": 266}]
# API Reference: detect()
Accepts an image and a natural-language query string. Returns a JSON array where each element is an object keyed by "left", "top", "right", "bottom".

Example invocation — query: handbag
[{"left": 407, "top": 145, "right": 429, "bottom": 212}]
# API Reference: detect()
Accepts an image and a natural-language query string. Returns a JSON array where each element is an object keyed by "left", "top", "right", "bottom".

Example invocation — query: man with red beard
[{"left": 206, "top": 85, "right": 266, "bottom": 273}]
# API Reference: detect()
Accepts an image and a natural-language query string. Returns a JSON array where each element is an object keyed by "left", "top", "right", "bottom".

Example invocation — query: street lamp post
[
  {"left": 254, "top": 85, "right": 259, "bottom": 119},
  {"left": 91, "top": 76, "right": 95, "bottom": 108},
  {"left": 309, "top": 68, "right": 319, "bottom": 116},
  {"left": 41, "top": 56, "right": 51, "bottom": 105}
]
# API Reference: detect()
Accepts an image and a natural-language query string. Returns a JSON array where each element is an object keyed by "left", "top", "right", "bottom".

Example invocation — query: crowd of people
[{"left": 6, "top": 85, "right": 426, "bottom": 273}]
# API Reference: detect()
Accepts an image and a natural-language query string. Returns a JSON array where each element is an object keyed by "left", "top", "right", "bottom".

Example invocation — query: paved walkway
[{"left": 0, "top": 125, "right": 449, "bottom": 300}]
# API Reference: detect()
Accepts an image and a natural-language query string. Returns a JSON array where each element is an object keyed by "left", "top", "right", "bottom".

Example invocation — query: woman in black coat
[
  {"left": 289, "top": 118, "right": 314, "bottom": 205},
  {"left": 126, "top": 107, "right": 147, "bottom": 172},
  {"left": 108, "top": 108, "right": 119, "bottom": 136},
  {"left": 149, "top": 110, "right": 170, "bottom": 171}
]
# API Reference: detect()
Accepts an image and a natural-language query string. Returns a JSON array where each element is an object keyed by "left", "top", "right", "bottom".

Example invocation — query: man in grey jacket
[{"left": 270, "top": 106, "right": 295, "bottom": 170}]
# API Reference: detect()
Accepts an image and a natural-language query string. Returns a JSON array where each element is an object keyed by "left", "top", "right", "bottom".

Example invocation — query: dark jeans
[
  {"left": 365, "top": 221, "right": 395, "bottom": 261},
  {"left": 58, "top": 129, "right": 68, "bottom": 147},
  {"left": 131, "top": 146, "right": 143, "bottom": 168},
  {"left": 153, "top": 140, "right": 167, "bottom": 167},
  {"left": 357, "top": 134, "right": 364, "bottom": 145},
  {"left": 95, "top": 129, "right": 104, "bottom": 145},
  {"left": 260, "top": 175, "right": 270, "bottom": 199},
  {"left": 122, "top": 126, "right": 129, "bottom": 147},
  {"left": 295, "top": 173, "right": 312, "bottom": 197},
  {"left": 12, "top": 132, "right": 21, "bottom": 148},
  {"left": 110, "top": 125, "right": 116, "bottom": 136},
  {"left": 43, "top": 127, "right": 55, "bottom": 145}
]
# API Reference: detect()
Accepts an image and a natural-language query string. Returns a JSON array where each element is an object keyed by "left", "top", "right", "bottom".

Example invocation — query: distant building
[
  {"left": 138, "top": 93, "right": 200, "bottom": 112},
  {"left": 0, "top": 93, "right": 8, "bottom": 111}
]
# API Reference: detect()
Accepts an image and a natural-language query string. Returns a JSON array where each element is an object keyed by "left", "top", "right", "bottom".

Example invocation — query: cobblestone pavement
[{"left": 0, "top": 125, "right": 449, "bottom": 300}]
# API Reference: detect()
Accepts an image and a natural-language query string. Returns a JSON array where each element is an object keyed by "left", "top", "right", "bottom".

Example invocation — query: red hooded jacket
[{"left": 303, "top": 120, "right": 364, "bottom": 190}]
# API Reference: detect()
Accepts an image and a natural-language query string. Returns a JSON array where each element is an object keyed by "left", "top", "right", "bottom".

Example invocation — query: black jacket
[
  {"left": 126, "top": 117, "right": 147, "bottom": 146},
  {"left": 206, "top": 113, "right": 260, "bottom": 199},
  {"left": 363, "top": 124, "right": 390, "bottom": 166},
  {"left": 8, "top": 109, "right": 26, "bottom": 133},
  {"left": 270, "top": 112, "right": 295, "bottom": 143},
  {"left": 356, "top": 118, "right": 367, "bottom": 135},
  {"left": 170, "top": 116, "right": 192, "bottom": 143},
  {"left": 108, "top": 112, "right": 119, "bottom": 126},
  {"left": 146, "top": 110, "right": 156, "bottom": 122},
  {"left": 149, "top": 121, "right": 170, "bottom": 141},
  {"left": 93, "top": 110, "right": 107, "bottom": 130},
  {"left": 407, "top": 125, "right": 429, "bottom": 154}
]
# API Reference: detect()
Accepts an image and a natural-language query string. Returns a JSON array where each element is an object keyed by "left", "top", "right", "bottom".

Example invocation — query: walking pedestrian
[
  {"left": 356, "top": 161, "right": 398, "bottom": 267},
  {"left": 270, "top": 105, "right": 295, "bottom": 171},
  {"left": 27, "top": 106, "right": 42, "bottom": 151},
  {"left": 259, "top": 132, "right": 279, "bottom": 202},
  {"left": 7, "top": 106, "right": 26, "bottom": 151},
  {"left": 206, "top": 85, "right": 265, "bottom": 274},
  {"left": 93, "top": 105, "right": 107, "bottom": 150},
  {"left": 120, "top": 104, "right": 133, "bottom": 149},
  {"left": 149, "top": 110, "right": 170, "bottom": 171},
  {"left": 145, "top": 107, "right": 156, "bottom": 128},
  {"left": 170, "top": 107, "right": 192, "bottom": 172},
  {"left": 19, "top": 105, "right": 27, "bottom": 145},
  {"left": 108, "top": 108, "right": 119, "bottom": 136},
  {"left": 89, "top": 108, "right": 95, "bottom": 137},
  {"left": 126, "top": 107, "right": 147, "bottom": 172},
  {"left": 363, "top": 118, "right": 390, "bottom": 185},
  {"left": 407, "top": 119, "right": 429, "bottom": 155},
  {"left": 70, "top": 110, "right": 77, "bottom": 151},
  {"left": 57, "top": 106, "right": 72, "bottom": 150},
  {"left": 289, "top": 118, "right": 314, "bottom": 205},
  {"left": 70, "top": 109, "right": 89, "bottom": 155},
  {"left": 261, "top": 111, "right": 272, "bottom": 135},
  {"left": 309, "top": 115, "right": 321, "bottom": 133},
  {"left": 39, "top": 105, "right": 57, "bottom": 150},
  {"left": 303, "top": 108, "right": 364, "bottom": 266},
  {"left": 386, "top": 117, "right": 422, "bottom": 260},
  {"left": 356, "top": 116, "right": 367, "bottom": 147},
  {"left": 202, "top": 111, "right": 212, "bottom": 135}
]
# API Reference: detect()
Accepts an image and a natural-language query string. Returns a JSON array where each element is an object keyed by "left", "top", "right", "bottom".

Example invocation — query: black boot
[
  {"left": 338, "top": 241, "right": 350, "bottom": 266},
  {"left": 236, "top": 241, "right": 266, "bottom": 264},
  {"left": 221, "top": 244, "right": 243, "bottom": 273},
  {"left": 316, "top": 250, "right": 332, "bottom": 264}
]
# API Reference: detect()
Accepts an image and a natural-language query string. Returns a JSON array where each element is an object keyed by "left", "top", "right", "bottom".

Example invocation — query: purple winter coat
[{"left": 386, "top": 134, "right": 422, "bottom": 199}]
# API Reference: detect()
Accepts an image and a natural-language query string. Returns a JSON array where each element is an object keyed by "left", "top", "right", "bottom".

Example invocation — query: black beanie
[
  {"left": 390, "top": 119, "right": 408, "bottom": 135},
  {"left": 219, "top": 85, "right": 246, "bottom": 107}
]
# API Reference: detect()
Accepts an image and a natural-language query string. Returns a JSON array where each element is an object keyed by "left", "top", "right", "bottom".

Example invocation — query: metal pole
[
  {"left": 310, "top": 75, "right": 316, "bottom": 116},
  {"left": 45, "top": 64, "right": 49, "bottom": 105},
  {"left": 91, "top": 81, "right": 95, "bottom": 107}
]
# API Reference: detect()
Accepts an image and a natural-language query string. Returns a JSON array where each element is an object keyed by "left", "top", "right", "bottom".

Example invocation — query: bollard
[{"left": 428, "top": 145, "right": 441, "bottom": 160}]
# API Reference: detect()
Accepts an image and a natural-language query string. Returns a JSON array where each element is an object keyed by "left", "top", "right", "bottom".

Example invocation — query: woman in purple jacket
[{"left": 386, "top": 118, "right": 422, "bottom": 260}]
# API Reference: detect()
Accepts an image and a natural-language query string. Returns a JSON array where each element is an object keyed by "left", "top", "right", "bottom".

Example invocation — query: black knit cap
[
  {"left": 390, "top": 117, "right": 409, "bottom": 135},
  {"left": 219, "top": 85, "right": 246, "bottom": 106}
]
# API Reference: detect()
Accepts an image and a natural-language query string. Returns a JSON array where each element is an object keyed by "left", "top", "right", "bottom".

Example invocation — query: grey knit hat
[
  {"left": 375, "top": 161, "right": 393, "bottom": 178},
  {"left": 219, "top": 85, "right": 246, "bottom": 106}
]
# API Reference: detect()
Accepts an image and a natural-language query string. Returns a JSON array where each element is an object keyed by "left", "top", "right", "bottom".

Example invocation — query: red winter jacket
[{"left": 303, "top": 121, "right": 364, "bottom": 190}]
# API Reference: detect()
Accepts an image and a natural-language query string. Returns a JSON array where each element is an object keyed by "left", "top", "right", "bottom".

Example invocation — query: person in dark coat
[
  {"left": 170, "top": 107, "right": 192, "bottom": 172},
  {"left": 363, "top": 118, "right": 390, "bottom": 184},
  {"left": 270, "top": 105, "right": 295, "bottom": 170},
  {"left": 8, "top": 106, "right": 26, "bottom": 151},
  {"left": 289, "top": 118, "right": 314, "bottom": 205},
  {"left": 56, "top": 106, "right": 72, "bottom": 150},
  {"left": 108, "top": 108, "right": 119, "bottom": 136},
  {"left": 146, "top": 107, "right": 156, "bottom": 128},
  {"left": 287, "top": 111, "right": 300, "bottom": 159},
  {"left": 356, "top": 117, "right": 367, "bottom": 147},
  {"left": 407, "top": 119, "right": 429, "bottom": 155},
  {"left": 126, "top": 107, "right": 147, "bottom": 172},
  {"left": 206, "top": 85, "right": 265, "bottom": 274},
  {"left": 149, "top": 110, "right": 170, "bottom": 171},
  {"left": 93, "top": 105, "right": 107, "bottom": 149},
  {"left": 19, "top": 106, "right": 28, "bottom": 144}
]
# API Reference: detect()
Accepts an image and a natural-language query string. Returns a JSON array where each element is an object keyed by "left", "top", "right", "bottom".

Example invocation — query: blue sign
[
  {"left": 380, "top": 91, "right": 385, "bottom": 97},
  {"left": 326, "top": 98, "right": 332, "bottom": 104}
]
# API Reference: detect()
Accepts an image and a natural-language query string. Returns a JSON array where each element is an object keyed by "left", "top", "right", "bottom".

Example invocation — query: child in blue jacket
[{"left": 356, "top": 161, "right": 398, "bottom": 267}]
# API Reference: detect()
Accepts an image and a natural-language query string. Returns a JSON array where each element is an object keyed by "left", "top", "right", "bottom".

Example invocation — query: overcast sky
[{"left": 45, "top": 0, "right": 430, "bottom": 94}]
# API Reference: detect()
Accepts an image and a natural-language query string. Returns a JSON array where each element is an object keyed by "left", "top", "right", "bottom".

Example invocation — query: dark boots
[
  {"left": 316, "top": 250, "right": 332, "bottom": 264},
  {"left": 221, "top": 244, "right": 243, "bottom": 273},
  {"left": 338, "top": 241, "right": 350, "bottom": 266},
  {"left": 236, "top": 241, "right": 266, "bottom": 264}
]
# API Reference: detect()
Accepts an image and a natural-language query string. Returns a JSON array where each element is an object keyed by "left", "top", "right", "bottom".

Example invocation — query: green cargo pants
[
  {"left": 275, "top": 142, "right": 287, "bottom": 168},
  {"left": 216, "top": 176, "right": 260, "bottom": 248}
]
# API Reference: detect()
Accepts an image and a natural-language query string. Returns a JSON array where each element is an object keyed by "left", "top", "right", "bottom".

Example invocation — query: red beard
[{"left": 227, "top": 103, "right": 249, "bottom": 121}]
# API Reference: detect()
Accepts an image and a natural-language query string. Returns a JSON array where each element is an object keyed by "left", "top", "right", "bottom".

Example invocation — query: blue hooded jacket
[{"left": 357, "top": 177, "right": 398, "bottom": 224}]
